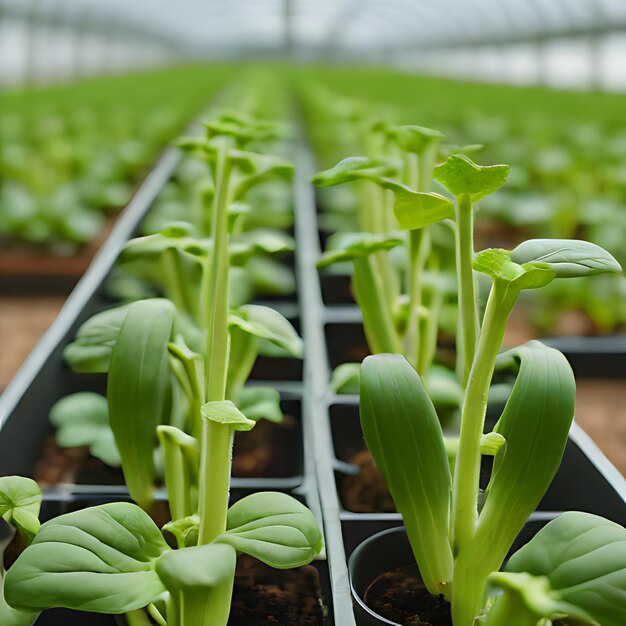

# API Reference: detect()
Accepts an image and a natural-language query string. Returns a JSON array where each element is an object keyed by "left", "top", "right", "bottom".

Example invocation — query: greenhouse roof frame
[{"left": 1, "top": 0, "right": 626, "bottom": 56}]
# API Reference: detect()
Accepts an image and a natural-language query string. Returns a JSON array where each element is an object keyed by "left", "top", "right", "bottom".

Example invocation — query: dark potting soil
[
  {"left": 34, "top": 415, "right": 299, "bottom": 488},
  {"left": 341, "top": 449, "right": 396, "bottom": 513},
  {"left": 231, "top": 414, "right": 298, "bottom": 478},
  {"left": 229, "top": 554, "right": 325, "bottom": 625},
  {"left": 364, "top": 564, "right": 452, "bottom": 626}
]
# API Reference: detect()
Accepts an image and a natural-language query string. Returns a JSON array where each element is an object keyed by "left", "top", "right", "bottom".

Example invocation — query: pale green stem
[
  {"left": 161, "top": 250, "right": 187, "bottom": 313},
  {"left": 225, "top": 330, "right": 259, "bottom": 401},
  {"left": 455, "top": 193, "right": 479, "bottom": 385},
  {"left": 198, "top": 138, "right": 235, "bottom": 550},
  {"left": 418, "top": 286, "right": 441, "bottom": 376},
  {"left": 353, "top": 255, "right": 402, "bottom": 354},
  {"left": 405, "top": 228, "right": 430, "bottom": 371},
  {"left": 203, "top": 140, "right": 233, "bottom": 399},
  {"left": 160, "top": 437, "right": 193, "bottom": 521},
  {"left": 125, "top": 609, "right": 153, "bottom": 626},
  {"left": 451, "top": 279, "right": 517, "bottom": 554}
]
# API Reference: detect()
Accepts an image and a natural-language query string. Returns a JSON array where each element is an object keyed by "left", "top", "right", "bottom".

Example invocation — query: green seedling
[
  {"left": 12, "top": 111, "right": 322, "bottom": 625},
  {"left": 360, "top": 148, "right": 623, "bottom": 625}
]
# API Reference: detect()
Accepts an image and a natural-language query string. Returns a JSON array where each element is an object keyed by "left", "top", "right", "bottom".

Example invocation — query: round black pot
[
  {"left": 349, "top": 519, "right": 554, "bottom": 625},
  {"left": 348, "top": 526, "right": 414, "bottom": 625}
]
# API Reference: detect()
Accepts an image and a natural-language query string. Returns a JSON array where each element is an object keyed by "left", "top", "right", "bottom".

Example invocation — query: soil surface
[
  {"left": 364, "top": 564, "right": 452, "bottom": 626},
  {"left": 341, "top": 449, "right": 395, "bottom": 513},
  {"left": 229, "top": 554, "right": 325, "bottom": 625},
  {"left": 35, "top": 414, "right": 300, "bottom": 488},
  {"left": 232, "top": 414, "right": 298, "bottom": 478}
]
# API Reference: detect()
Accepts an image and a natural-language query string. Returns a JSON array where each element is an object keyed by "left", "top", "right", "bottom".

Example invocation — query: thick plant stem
[
  {"left": 405, "top": 228, "right": 430, "bottom": 372},
  {"left": 455, "top": 194, "right": 479, "bottom": 385},
  {"left": 198, "top": 139, "right": 234, "bottom": 548},
  {"left": 353, "top": 255, "right": 402, "bottom": 354},
  {"left": 204, "top": 141, "right": 233, "bottom": 400},
  {"left": 451, "top": 280, "right": 516, "bottom": 554},
  {"left": 125, "top": 609, "right": 153, "bottom": 626}
]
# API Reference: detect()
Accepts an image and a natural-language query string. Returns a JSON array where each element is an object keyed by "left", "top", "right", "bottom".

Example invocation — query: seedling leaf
[
  {"left": 434, "top": 154, "right": 509, "bottom": 202},
  {"left": 489, "top": 512, "right": 626, "bottom": 626},
  {"left": 360, "top": 354, "right": 453, "bottom": 596},
  {"left": 218, "top": 492, "right": 323, "bottom": 569},
  {"left": 4, "top": 503, "right": 168, "bottom": 613},
  {"left": 510, "top": 238, "right": 622, "bottom": 277}
]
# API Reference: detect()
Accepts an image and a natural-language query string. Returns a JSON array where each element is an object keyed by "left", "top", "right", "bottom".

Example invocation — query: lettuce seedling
[{"left": 360, "top": 149, "right": 623, "bottom": 624}]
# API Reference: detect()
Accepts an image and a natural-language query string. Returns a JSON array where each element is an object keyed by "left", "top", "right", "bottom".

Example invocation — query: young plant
[
  {"left": 313, "top": 148, "right": 455, "bottom": 377},
  {"left": 8, "top": 113, "right": 322, "bottom": 625},
  {"left": 59, "top": 114, "right": 303, "bottom": 501},
  {"left": 360, "top": 151, "right": 624, "bottom": 625}
]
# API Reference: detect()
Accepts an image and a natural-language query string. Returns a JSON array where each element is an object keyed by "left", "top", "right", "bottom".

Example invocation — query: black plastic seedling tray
[{"left": 293, "top": 140, "right": 626, "bottom": 626}]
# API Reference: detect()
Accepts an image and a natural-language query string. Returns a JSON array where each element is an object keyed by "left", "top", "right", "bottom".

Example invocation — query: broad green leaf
[
  {"left": 455, "top": 341, "right": 576, "bottom": 610},
  {"left": 330, "top": 362, "right": 361, "bottom": 395},
  {"left": 360, "top": 354, "right": 453, "bottom": 596},
  {"left": 392, "top": 125, "right": 443, "bottom": 153},
  {"left": 0, "top": 584, "right": 38, "bottom": 626},
  {"left": 49, "top": 392, "right": 120, "bottom": 467},
  {"left": 381, "top": 181, "right": 454, "bottom": 230},
  {"left": 312, "top": 156, "right": 398, "bottom": 187},
  {"left": 229, "top": 229, "right": 294, "bottom": 266},
  {"left": 247, "top": 257, "right": 296, "bottom": 297},
  {"left": 474, "top": 248, "right": 556, "bottom": 290},
  {"left": 4, "top": 503, "right": 169, "bottom": 613},
  {"left": 231, "top": 152, "right": 293, "bottom": 199},
  {"left": 229, "top": 304, "right": 303, "bottom": 358},
  {"left": 510, "top": 239, "right": 622, "bottom": 278},
  {"left": 237, "top": 386, "right": 283, "bottom": 423},
  {"left": 217, "top": 492, "right": 323, "bottom": 569},
  {"left": 201, "top": 400, "right": 255, "bottom": 432},
  {"left": 434, "top": 154, "right": 509, "bottom": 202},
  {"left": 317, "top": 232, "right": 403, "bottom": 269},
  {"left": 0, "top": 477, "right": 41, "bottom": 543},
  {"left": 108, "top": 299, "right": 175, "bottom": 508},
  {"left": 489, "top": 512, "right": 626, "bottom": 626},
  {"left": 63, "top": 303, "right": 133, "bottom": 373},
  {"left": 120, "top": 222, "right": 199, "bottom": 264},
  {"left": 155, "top": 542, "right": 236, "bottom": 590},
  {"left": 424, "top": 365, "right": 464, "bottom": 409}
]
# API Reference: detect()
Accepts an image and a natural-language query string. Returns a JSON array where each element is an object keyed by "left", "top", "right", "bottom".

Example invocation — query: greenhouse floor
[
  {"left": 0, "top": 296, "right": 64, "bottom": 390},
  {"left": 0, "top": 296, "right": 624, "bottom": 475}
]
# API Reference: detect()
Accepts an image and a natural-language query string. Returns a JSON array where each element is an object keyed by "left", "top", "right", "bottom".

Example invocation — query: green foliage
[
  {"left": 488, "top": 512, "right": 626, "bottom": 626},
  {"left": 316, "top": 232, "right": 403, "bottom": 268},
  {"left": 4, "top": 503, "right": 170, "bottom": 613},
  {"left": 312, "top": 156, "right": 398, "bottom": 187},
  {"left": 510, "top": 238, "right": 623, "bottom": 277},
  {"left": 49, "top": 392, "right": 120, "bottom": 467},
  {"left": 360, "top": 354, "right": 453, "bottom": 597},
  {"left": 434, "top": 155, "right": 510, "bottom": 202},
  {"left": 200, "top": 400, "right": 256, "bottom": 431},
  {"left": 219, "top": 492, "right": 324, "bottom": 568},
  {"left": 108, "top": 299, "right": 176, "bottom": 508},
  {"left": 0, "top": 477, "right": 41, "bottom": 544}
]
